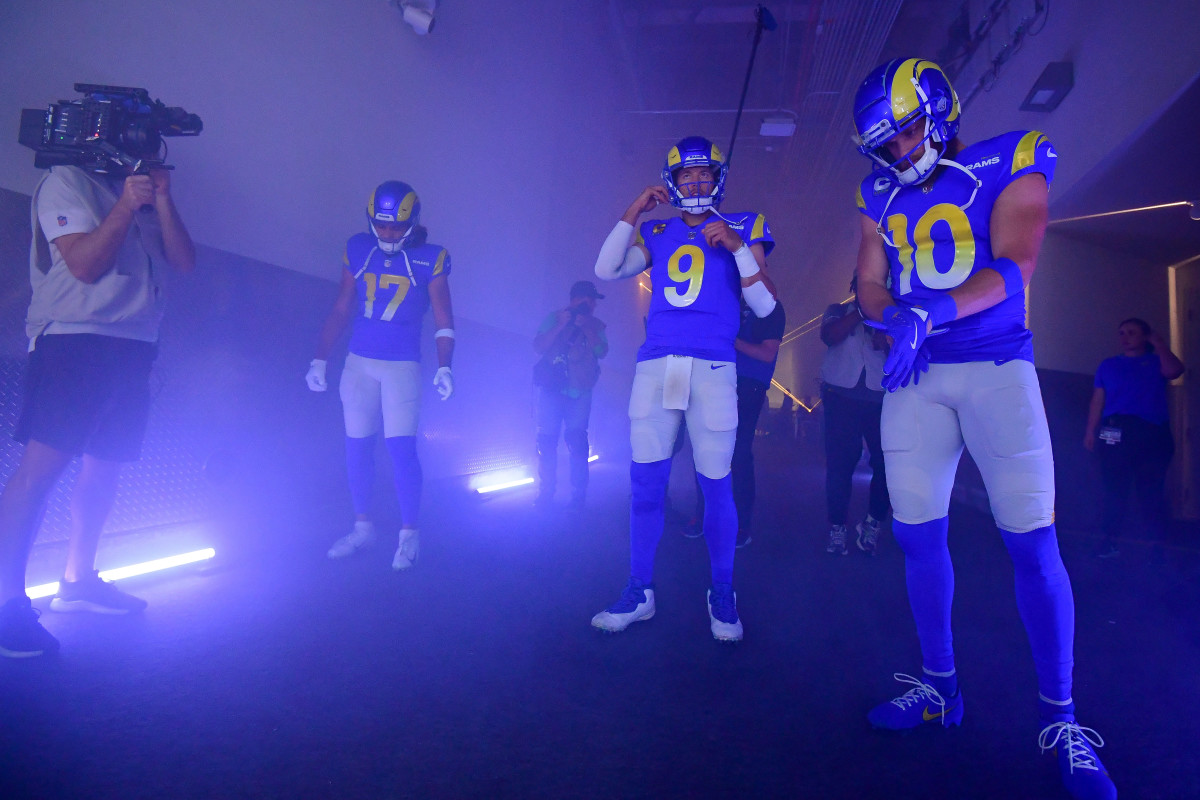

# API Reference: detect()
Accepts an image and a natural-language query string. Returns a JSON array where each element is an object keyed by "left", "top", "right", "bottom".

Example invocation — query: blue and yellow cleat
[
  {"left": 1038, "top": 717, "right": 1117, "bottom": 800},
  {"left": 868, "top": 673, "right": 964, "bottom": 730}
]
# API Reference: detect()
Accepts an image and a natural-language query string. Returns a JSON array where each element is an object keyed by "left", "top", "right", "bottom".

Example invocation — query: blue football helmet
[
  {"left": 662, "top": 136, "right": 727, "bottom": 214},
  {"left": 367, "top": 180, "right": 420, "bottom": 253},
  {"left": 852, "top": 58, "right": 961, "bottom": 186}
]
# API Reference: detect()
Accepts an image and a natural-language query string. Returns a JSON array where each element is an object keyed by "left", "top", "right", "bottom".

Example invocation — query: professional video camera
[{"left": 18, "top": 83, "right": 202, "bottom": 173}]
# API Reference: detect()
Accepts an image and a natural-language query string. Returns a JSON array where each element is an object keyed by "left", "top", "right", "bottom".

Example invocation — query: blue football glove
[
  {"left": 872, "top": 305, "right": 930, "bottom": 392},
  {"left": 902, "top": 344, "right": 932, "bottom": 389}
]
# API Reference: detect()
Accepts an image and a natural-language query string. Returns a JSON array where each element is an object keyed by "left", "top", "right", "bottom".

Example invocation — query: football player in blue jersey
[
  {"left": 306, "top": 180, "right": 455, "bottom": 571},
  {"left": 851, "top": 59, "right": 1115, "bottom": 800},
  {"left": 591, "top": 136, "right": 778, "bottom": 642}
]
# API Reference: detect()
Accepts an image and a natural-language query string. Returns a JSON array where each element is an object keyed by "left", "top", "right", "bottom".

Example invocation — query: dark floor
[{"left": 2, "top": 433, "right": 1198, "bottom": 800}]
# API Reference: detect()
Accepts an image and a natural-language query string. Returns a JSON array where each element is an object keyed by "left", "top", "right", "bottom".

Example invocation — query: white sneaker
[
  {"left": 328, "top": 521, "right": 375, "bottom": 559},
  {"left": 706, "top": 584, "right": 743, "bottom": 642},
  {"left": 392, "top": 528, "right": 420, "bottom": 570},
  {"left": 591, "top": 578, "right": 655, "bottom": 632}
]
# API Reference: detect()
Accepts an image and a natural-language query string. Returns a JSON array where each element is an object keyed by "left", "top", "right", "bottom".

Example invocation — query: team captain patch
[{"left": 652, "top": 223, "right": 667, "bottom": 235}]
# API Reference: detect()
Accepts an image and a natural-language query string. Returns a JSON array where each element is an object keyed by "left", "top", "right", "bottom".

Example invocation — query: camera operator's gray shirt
[{"left": 27, "top": 165, "right": 167, "bottom": 348}]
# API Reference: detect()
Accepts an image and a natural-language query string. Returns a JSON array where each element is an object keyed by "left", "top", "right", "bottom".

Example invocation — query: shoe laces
[
  {"left": 887, "top": 673, "right": 948, "bottom": 722},
  {"left": 1038, "top": 720, "right": 1106, "bottom": 774},
  {"left": 608, "top": 579, "right": 647, "bottom": 613},
  {"left": 708, "top": 584, "right": 738, "bottom": 624}
]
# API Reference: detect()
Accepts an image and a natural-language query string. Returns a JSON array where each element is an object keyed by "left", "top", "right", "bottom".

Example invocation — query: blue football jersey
[
  {"left": 636, "top": 212, "right": 774, "bottom": 362},
  {"left": 856, "top": 130, "right": 1057, "bottom": 364},
  {"left": 343, "top": 232, "right": 451, "bottom": 361}
]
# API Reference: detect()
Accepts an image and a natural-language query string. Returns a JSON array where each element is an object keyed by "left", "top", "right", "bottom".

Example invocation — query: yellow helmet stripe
[
  {"left": 666, "top": 146, "right": 682, "bottom": 169},
  {"left": 889, "top": 58, "right": 924, "bottom": 125},
  {"left": 396, "top": 191, "right": 418, "bottom": 222}
]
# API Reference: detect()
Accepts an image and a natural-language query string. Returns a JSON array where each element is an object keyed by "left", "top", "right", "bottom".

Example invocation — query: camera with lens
[{"left": 19, "top": 83, "right": 202, "bottom": 173}]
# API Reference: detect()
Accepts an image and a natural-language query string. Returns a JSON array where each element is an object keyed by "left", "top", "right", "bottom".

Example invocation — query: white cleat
[
  {"left": 706, "top": 585, "right": 743, "bottom": 642},
  {"left": 591, "top": 579, "right": 655, "bottom": 632},
  {"left": 392, "top": 528, "right": 420, "bottom": 570},
  {"left": 328, "top": 521, "right": 375, "bottom": 559}
]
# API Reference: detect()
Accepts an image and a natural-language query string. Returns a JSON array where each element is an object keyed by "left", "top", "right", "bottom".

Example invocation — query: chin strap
[{"left": 874, "top": 156, "right": 982, "bottom": 248}]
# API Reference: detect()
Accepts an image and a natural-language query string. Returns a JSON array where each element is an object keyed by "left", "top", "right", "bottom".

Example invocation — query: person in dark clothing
[
  {"left": 730, "top": 298, "right": 785, "bottom": 547},
  {"left": 1085, "top": 318, "right": 1185, "bottom": 557},
  {"left": 819, "top": 287, "right": 889, "bottom": 555},
  {"left": 533, "top": 280, "right": 608, "bottom": 509}
]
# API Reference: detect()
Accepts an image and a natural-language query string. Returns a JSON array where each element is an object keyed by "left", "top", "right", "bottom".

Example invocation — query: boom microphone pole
[{"left": 727, "top": 4, "right": 777, "bottom": 169}]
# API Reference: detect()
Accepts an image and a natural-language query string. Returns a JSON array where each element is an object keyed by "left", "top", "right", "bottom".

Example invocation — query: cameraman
[
  {"left": 0, "top": 162, "right": 194, "bottom": 658},
  {"left": 532, "top": 280, "right": 608, "bottom": 509}
]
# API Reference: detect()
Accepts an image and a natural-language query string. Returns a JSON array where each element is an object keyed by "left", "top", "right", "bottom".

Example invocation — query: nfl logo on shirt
[{"left": 57, "top": 215, "right": 68, "bottom": 226}]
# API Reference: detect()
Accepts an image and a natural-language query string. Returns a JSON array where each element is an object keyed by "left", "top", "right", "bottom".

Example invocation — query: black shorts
[{"left": 15, "top": 333, "right": 157, "bottom": 462}]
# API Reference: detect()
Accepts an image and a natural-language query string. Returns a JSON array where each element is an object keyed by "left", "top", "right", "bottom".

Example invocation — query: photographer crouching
[
  {"left": 0, "top": 85, "right": 198, "bottom": 658},
  {"left": 532, "top": 281, "right": 608, "bottom": 509}
]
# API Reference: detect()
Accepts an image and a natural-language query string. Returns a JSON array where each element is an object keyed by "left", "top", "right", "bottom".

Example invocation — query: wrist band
[{"left": 990, "top": 257, "right": 1025, "bottom": 300}]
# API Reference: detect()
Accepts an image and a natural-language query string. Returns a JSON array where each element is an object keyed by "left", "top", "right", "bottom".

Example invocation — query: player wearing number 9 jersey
[
  {"left": 590, "top": 136, "right": 777, "bottom": 642},
  {"left": 306, "top": 180, "right": 456, "bottom": 573},
  {"left": 851, "top": 59, "right": 1116, "bottom": 800}
]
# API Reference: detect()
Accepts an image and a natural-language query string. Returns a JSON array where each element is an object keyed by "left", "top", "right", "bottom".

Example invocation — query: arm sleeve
[{"left": 594, "top": 220, "right": 648, "bottom": 280}]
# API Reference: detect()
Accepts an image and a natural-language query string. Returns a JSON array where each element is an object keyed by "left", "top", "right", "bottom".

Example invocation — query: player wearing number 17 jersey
[
  {"left": 590, "top": 136, "right": 778, "bottom": 642},
  {"left": 851, "top": 59, "right": 1115, "bottom": 800},
  {"left": 306, "top": 180, "right": 456, "bottom": 572}
]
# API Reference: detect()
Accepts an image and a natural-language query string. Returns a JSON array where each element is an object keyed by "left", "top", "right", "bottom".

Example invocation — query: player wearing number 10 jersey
[
  {"left": 591, "top": 136, "right": 778, "bottom": 642},
  {"left": 852, "top": 59, "right": 1115, "bottom": 800},
  {"left": 306, "top": 180, "right": 456, "bottom": 573}
]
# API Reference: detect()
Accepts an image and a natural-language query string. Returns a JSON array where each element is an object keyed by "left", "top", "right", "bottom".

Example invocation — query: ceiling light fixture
[
  {"left": 1020, "top": 61, "right": 1074, "bottom": 112},
  {"left": 391, "top": 0, "right": 436, "bottom": 35}
]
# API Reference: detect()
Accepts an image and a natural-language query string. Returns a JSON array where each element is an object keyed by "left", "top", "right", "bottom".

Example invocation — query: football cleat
[
  {"left": 707, "top": 584, "right": 743, "bottom": 642},
  {"left": 591, "top": 578, "right": 655, "bottom": 632},
  {"left": 662, "top": 136, "right": 727, "bottom": 216},
  {"left": 867, "top": 673, "right": 964, "bottom": 730},
  {"left": 1038, "top": 717, "right": 1117, "bottom": 800},
  {"left": 392, "top": 528, "right": 420, "bottom": 571},
  {"left": 328, "top": 521, "right": 375, "bottom": 559},
  {"left": 852, "top": 58, "right": 960, "bottom": 186}
]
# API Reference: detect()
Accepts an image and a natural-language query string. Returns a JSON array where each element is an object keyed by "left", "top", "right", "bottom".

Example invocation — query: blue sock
[
  {"left": 923, "top": 667, "right": 958, "bottom": 698},
  {"left": 893, "top": 517, "right": 956, "bottom": 676},
  {"left": 697, "top": 473, "right": 737, "bottom": 586},
  {"left": 629, "top": 459, "right": 671, "bottom": 585},
  {"left": 384, "top": 436, "right": 422, "bottom": 527},
  {"left": 1001, "top": 524, "right": 1075, "bottom": 710},
  {"left": 345, "top": 435, "right": 375, "bottom": 516}
]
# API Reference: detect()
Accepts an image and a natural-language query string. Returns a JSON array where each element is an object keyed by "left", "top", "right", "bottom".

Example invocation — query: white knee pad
[
  {"left": 880, "top": 380, "right": 963, "bottom": 524},
  {"left": 340, "top": 354, "right": 421, "bottom": 438},
  {"left": 960, "top": 364, "right": 1055, "bottom": 533},
  {"left": 628, "top": 359, "right": 682, "bottom": 463},
  {"left": 340, "top": 354, "right": 381, "bottom": 438},
  {"left": 687, "top": 359, "right": 737, "bottom": 479}
]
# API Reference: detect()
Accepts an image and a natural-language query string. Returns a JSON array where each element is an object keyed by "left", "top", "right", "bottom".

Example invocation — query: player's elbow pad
[
  {"left": 742, "top": 280, "right": 776, "bottom": 318},
  {"left": 595, "top": 221, "right": 645, "bottom": 280}
]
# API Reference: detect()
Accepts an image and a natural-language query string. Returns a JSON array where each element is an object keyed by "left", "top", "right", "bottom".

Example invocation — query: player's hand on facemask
[
  {"left": 627, "top": 186, "right": 670, "bottom": 217},
  {"left": 306, "top": 359, "right": 328, "bottom": 392},
  {"left": 701, "top": 220, "right": 743, "bottom": 252},
  {"left": 433, "top": 366, "right": 453, "bottom": 400},
  {"left": 868, "top": 305, "right": 930, "bottom": 392}
]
